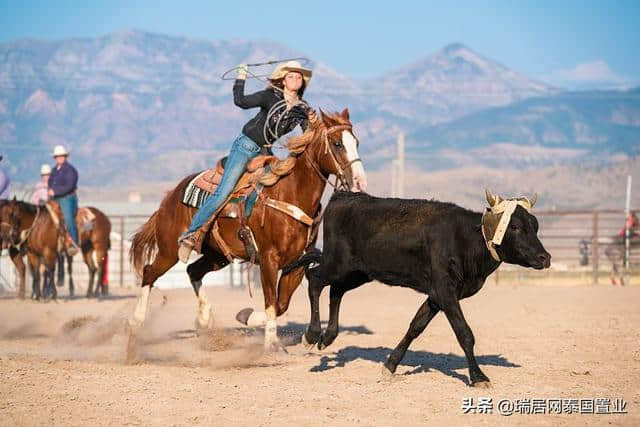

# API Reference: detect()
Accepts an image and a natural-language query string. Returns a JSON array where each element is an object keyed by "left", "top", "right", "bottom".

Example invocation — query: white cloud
[{"left": 545, "top": 60, "right": 636, "bottom": 90}]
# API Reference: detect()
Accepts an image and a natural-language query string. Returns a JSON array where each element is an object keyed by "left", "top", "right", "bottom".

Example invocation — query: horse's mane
[
  {"left": 257, "top": 111, "right": 350, "bottom": 186},
  {"left": 15, "top": 200, "right": 39, "bottom": 214}
]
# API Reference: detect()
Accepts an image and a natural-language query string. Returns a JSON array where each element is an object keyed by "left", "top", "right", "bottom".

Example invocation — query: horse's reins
[{"left": 303, "top": 124, "right": 362, "bottom": 191}]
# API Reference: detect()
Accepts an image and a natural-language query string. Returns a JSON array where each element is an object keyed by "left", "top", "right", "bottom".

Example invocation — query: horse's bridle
[
  {"left": 0, "top": 204, "right": 40, "bottom": 247},
  {"left": 304, "top": 124, "right": 363, "bottom": 191}
]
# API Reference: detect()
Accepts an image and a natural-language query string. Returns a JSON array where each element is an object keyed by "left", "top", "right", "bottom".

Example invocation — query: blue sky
[{"left": 1, "top": 0, "right": 638, "bottom": 87}]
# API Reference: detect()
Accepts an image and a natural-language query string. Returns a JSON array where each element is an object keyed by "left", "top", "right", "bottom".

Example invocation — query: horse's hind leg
[
  {"left": 44, "top": 252, "right": 58, "bottom": 301},
  {"left": 95, "top": 247, "right": 108, "bottom": 297},
  {"left": 83, "top": 247, "right": 97, "bottom": 298},
  {"left": 131, "top": 252, "right": 176, "bottom": 326},
  {"left": 56, "top": 252, "right": 64, "bottom": 288},
  {"left": 27, "top": 253, "right": 41, "bottom": 301},
  {"left": 187, "top": 250, "right": 229, "bottom": 332}
]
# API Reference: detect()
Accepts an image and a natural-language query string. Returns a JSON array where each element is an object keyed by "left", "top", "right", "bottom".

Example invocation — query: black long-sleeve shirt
[{"left": 233, "top": 79, "right": 309, "bottom": 149}]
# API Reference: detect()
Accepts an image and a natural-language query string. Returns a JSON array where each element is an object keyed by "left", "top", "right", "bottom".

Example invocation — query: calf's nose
[{"left": 538, "top": 252, "right": 551, "bottom": 268}]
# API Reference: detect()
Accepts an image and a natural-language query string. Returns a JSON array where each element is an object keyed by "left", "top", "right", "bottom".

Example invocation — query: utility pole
[
  {"left": 391, "top": 133, "right": 405, "bottom": 197},
  {"left": 624, "top": 175, "right": 632, "bottom": 271}
]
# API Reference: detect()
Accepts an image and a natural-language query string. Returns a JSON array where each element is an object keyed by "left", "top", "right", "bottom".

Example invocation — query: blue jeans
[
  {"left": 187, "top": 134, "right": 261, "bottom": 234},
  {"left": 55, "top": 193, "right": 78, "bottom": 244}
]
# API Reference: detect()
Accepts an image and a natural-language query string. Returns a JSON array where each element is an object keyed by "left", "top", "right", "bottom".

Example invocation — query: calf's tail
[{"left": 281, "top": 247, "right": 323, "bottom": 276}]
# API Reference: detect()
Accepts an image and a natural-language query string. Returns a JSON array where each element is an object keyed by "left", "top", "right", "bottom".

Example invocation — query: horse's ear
[
  {"left": 12, "top": 196, "right": 16, "bottom": 202},
  {"left": 341, "top": 108, "right": 350, "bottom": 120},
  {"left": 320, "top": 109, "right": 334, "bottom": 126}
]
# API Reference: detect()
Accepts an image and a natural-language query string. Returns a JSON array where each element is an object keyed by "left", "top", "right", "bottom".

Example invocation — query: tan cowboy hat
[
  {"left": 51, "top": 145, "right": 69, "bottom": 157},
  {"left": 269, "top": 60, "right": 312, "bottom": 85},
  {"left": 40, "top": 164, "right": 52, "bottom": 175}
]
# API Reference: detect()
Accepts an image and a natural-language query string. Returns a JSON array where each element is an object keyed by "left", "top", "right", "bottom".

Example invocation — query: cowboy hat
[
  {"left": 51, "top": 145, "right": 69, "bottom": 157},
  {"left": 269, "top": 60, "right": 312, "bottom": 85},
  {"left": 40, "top": 164, "right": 52, "bottom": 175}
]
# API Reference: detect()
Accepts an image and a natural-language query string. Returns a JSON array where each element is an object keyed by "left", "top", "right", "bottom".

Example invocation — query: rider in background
[
  {"left": 177, "top": 60, "right": 317, "bottom": 262},
  {"left": 0, "top": 155, "right": 10, "bottom": 200},
  {"left": 30, "top": 164, "right": 51, "bottom": 205},
  {"left": 48, "top": 145, "right": 79, "bottom": 255}
]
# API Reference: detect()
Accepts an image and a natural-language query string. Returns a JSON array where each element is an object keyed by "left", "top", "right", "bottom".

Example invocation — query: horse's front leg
[{"left": 260, "top": 252, "right": 284, "bottom": 352}]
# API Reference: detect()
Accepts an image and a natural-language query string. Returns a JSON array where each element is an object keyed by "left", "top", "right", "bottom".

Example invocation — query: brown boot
[
  {"left": 178, "top": 230, "right": 204, "bottom": 263},
  {"left": 65, "top": 234, "right": 79, "bottom": 256}
]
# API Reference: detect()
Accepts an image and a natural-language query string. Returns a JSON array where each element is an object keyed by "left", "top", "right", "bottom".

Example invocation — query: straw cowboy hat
[
  {"left": 51, "top": 145, "right": 70, "bottom": 157},
  {"left": 270, "top": 60, "right": 312, "bottom": 85},
  {"left": 40, "top": 164, "right": 52, "bottom": 175}
]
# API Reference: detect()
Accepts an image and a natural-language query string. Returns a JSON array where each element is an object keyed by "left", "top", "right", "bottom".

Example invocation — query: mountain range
[{"left": 0, "top": 29, "right": 638, "bottom": 197}]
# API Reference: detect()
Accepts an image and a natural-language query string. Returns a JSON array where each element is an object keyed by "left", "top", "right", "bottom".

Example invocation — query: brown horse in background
[
  {"left": 128, "top": 110, "right": 367, "bottom": 350},
  {"left": 1, "top": 200, "right": 29, "bottom": 299},
  {"left": 56, "top": 207, "right": 112, "bottom": 298},
  {"left": 1, "top": 199, "right": 60, "bottom": 300},
  {"left": 1, "top": 201, "right": 112, "bottom": 299}
]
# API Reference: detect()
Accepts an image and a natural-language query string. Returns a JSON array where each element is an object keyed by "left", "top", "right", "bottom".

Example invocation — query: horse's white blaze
[{"left": 342, "top": 130, "right": 367, "bottom": 192}]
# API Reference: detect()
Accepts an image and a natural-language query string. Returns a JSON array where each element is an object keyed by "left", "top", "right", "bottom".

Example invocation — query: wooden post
[
  {"left": 119, "top": 216, "right": 125, "bottom": 287},
  {"left": 592, "top": 211, "right": 599, "bottom": 285}
]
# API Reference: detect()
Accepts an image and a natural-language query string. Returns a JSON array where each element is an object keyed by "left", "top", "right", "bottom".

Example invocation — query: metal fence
[{"left": 1, "top": 209, "right": 638, "bottom": 293}]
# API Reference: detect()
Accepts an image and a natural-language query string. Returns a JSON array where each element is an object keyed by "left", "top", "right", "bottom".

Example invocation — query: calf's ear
[{"left": 530, "top": 193, "right": 538, "bottom": 208}]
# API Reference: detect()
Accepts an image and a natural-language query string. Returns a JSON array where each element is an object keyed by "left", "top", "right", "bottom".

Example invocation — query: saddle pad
[{"left": 183, "top": 171, "right": 213, "bottom": 208}]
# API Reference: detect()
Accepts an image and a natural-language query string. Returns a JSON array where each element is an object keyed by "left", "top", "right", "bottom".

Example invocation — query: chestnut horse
[
  {"left": 128, "top": 110, "right": 367, "bottom": 350},
  {"left": 55, "top": 207, "right": 112, "bottom": 298},
  {"left": 1, "top": 199, "right": 60, "bottom": 300},
  {"left": 1, "top": 200, "right": 112, "bottom": 299},
  {"left": 1, "top": 200, "right": 28, "bottom": 299}
]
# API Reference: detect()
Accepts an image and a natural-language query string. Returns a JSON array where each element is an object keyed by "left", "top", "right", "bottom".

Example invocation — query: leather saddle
[{"left": 194, "top": 155, "right": 277, "bottom": 197}]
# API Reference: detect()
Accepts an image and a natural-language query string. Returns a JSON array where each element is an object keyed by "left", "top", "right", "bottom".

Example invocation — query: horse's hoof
[
  {"left": 235, "top": 307, "right": 254, "bottom": 325},
  {"left": 472, "top": 380, "right": 492, "bottom": 389}
]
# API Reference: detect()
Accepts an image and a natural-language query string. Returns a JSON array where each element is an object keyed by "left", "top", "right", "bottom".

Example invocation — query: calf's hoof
[
  {"left": 380, "top": 364, "right": 395, "bottom": 380},
  {"left": 317, "top": 332, "right": 337, "bottom": 350},
  {"left": 301, "top": 334, "right": 314, "bottom": 350},
  {"left": 302, "top": 327, "right": 321, "bottom": 349}
]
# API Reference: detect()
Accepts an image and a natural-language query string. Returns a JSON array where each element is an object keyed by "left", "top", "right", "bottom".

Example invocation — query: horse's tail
[
  {"left": 281, "top": 247, "right": 323, "bottom": 276},
  {"left": 130, "top": 210, "right": 159, "bottom": 277}
]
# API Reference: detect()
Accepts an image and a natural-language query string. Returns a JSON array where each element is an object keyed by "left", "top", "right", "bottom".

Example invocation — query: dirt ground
[{"left": 1, "top": 281, "right": 639, "bottom": 426}]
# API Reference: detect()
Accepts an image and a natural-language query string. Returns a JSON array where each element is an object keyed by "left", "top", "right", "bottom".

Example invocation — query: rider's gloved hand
[
  {"left": 236, "top": 63, "right": 249, "bottom": 80},
  {"left": 288, "top": 104, "right": 309, "bottom": 121}
]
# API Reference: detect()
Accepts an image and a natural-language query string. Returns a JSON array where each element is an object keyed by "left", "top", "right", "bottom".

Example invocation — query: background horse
[
  {"left": 55, "top": 207, "right": 112, "bottom": 298},
  {"left": 1, "top": 200, "right": 29, "bottom": 299},
  {"left": 1, "top": 199, "right": 60, "bottom": 300},
  {"left": 128, "top": 110, "right": 367, "bottom": 351}
]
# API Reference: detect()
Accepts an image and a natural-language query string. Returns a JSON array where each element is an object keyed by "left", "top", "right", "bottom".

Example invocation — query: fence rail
[{"left": 1, "top": 208, "right": 638, "bottom": 293}]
